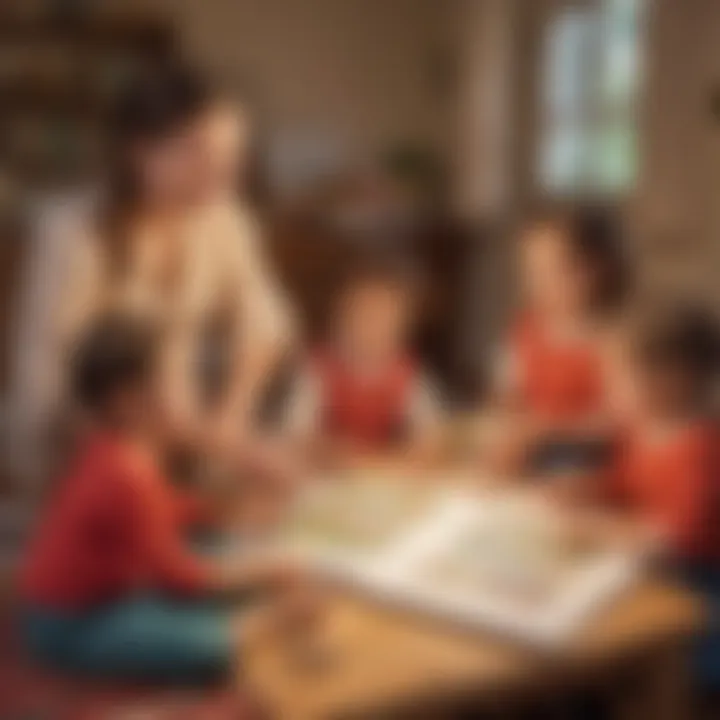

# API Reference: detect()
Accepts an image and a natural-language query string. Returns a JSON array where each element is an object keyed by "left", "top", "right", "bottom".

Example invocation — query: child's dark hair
[
  {"left": 636, "top": 302, "right": 720, "bottom": 388},
  {"left": 70, "top": 314, "right": 159, "bottom": 413},
  {"left": 530, "top": 207, "right": 631, "bottom": 316},
  {"left": 338, "top": 251, "right": 421, "bottom": 301}
]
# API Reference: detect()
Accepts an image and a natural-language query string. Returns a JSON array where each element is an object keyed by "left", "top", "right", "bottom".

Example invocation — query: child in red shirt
[
  {"left": 612, "top": 304, "right": 720, "bottom": 562},
  {"left": 612, "top": 303, "right": 720, "bottom": 687},
  {"left": 19, "top": 315, "right": 316, "bottom": 683},
  {"left": 285, "top": 255, "right": 443, "bottom": 468},
  {"left": 489, "top": 209, "right": 629, "bottom": 481}
]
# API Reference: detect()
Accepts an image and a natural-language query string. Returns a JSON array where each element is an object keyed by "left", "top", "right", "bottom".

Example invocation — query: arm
[
  {"left": 283, "top": 365, "right": 322, "bottom": 439},
  {"left": 217, "top": 206, "right": 296, "bottom": 434},
  {"left": 171, "top": 485, "right": 218, "bottom": 530},
  {"left": 125, "top": 465, "right": 298, "bottom": 596},
  {"left": 402, "top": 374, "right": 445, "bottom": 465},
  {"left": 483, "top": 343, "right": 538, "bottom": 477},
  {"left": 600, "top": 435, "right": 710, "bottom": 557},
  {"left": 151, "top": 207, "right": 296, "bottom": 465},
  {"left": 282, "top": 364, "right": 350, "bottom": 467},
  {"left": 125, "top": 468, "right": 213, "bottom": 596},
  {"left": 490, "top": 342, "right": 524, "bottom": 411},
  {"left": 656, "top": 438, "right": 714, "bottom": 558}
]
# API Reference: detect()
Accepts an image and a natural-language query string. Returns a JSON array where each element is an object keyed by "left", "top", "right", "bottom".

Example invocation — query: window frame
[{"left": 532, "top": 0, "right": 648, "bottom": 204}]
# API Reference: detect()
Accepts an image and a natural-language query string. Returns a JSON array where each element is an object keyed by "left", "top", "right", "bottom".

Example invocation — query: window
[{"left": 537, "top": 0, "right": 647, "bottom": 196}]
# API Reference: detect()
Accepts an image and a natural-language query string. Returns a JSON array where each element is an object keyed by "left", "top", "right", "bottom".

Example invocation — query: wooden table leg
[
  {"left": 611, "top": 642, "right": 693, "bottom": 720},
  {"left": 648, "top": 642, "right": 693, "bottom": 720}
]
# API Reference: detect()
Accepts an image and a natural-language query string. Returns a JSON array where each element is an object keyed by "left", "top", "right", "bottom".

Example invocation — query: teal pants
[
  {"left": 19, "top": 533, "right": 245, "bottom": 684},
  {"left": 679, "top": 563, "right": 720, "bottom": 690},
  {"left": 21, "top": 594, "right": 235, "bottom": 684}
]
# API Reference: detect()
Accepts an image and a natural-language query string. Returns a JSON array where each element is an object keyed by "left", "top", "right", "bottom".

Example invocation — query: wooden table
[
  {"left": 246, "top": 573, "right": 702, "bottom": 719},
  {"left": 244, "top": 447, "right": 704, "bottom": 719}
]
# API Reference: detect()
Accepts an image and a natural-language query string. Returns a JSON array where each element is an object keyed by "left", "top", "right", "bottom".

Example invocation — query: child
[
  {"left": 610, "top": 303, "right": 720, "bottom": 686},
  {"left": 285, "top": 255, "right": 443, "bottom": 468},
  {"left": 489, "top": 209, "right": 629, "bottom": 480},
  {"left": 612, "top": 304, "right": 719, "bottom": 562},
  {"left": 18, "top": 314, "right": 315, "bottom": 684}
]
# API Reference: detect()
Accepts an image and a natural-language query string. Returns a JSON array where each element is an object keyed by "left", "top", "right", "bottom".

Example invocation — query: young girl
[
  {"left": 610, "top": 303, "right": 720, "bottom": 686},
  {"left": 489, "top": 209, "right": 629, "bottom": 481},
  {"left": 285, "top": 255, "right": 443, "bottom": 469},
  {"left": 19, "top": 315, "right": 315, "bottom": 684}
]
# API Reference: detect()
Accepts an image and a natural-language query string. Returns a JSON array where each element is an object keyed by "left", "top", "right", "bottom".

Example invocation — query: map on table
[
  {"left": 277, "top": 478, "right": 642, "bottom": 645},
  {"left": 280, "top": 476, "right": 449, "bottom": 570}
]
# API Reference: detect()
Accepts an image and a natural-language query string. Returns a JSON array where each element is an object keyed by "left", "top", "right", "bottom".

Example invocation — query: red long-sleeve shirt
[
  {"left": 20, "top": 433, "right": 214, "bottom": 610},
  {"left": 611, "top": 422, "right": 719, "bottom": 561}
]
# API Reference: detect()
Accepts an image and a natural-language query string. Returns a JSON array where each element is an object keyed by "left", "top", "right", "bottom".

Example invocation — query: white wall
[
  {"left": 632, "top": 0, "right": 720, "bottom": 303},
  {"left": 452, "top": 0, "right": 517, "bottom": 221},
  {"left": 452, "top": 0, "right": 520, "bottom": 380},
  {"left": 147, "top": 0, "right": 457, "bottom": 167}
]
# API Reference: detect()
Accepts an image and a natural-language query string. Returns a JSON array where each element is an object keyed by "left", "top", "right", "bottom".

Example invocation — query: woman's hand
[{"left": 197, "top": 413, "right": 307, "bottom": 491}]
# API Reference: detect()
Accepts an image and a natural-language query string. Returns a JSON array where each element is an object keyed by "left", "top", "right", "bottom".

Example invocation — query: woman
[{"left": 9, "top": 64, "right": 293, "bottom": 485}]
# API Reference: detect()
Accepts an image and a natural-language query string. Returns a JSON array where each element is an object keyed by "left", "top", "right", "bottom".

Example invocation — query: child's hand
[
  {"left": 484, "top": 424, "right": 532, "bottom": 478},
  {"left": 240, "top": 584, "right": 326, "bottom": 651},
  {"left": 253, "top": 558, "right": 307, "bottom": 594},
  {"left": 218, "top": 556, "right": 307, "bottom": 594},
  {"left": 538, "top": 473, "right": 593, "bottom": 507},
  {"left": 239, "top": 435, "right": 307, "bottom": 489},
  {"left": 483, "top": 413, "right": 555, "bottom": 479}
]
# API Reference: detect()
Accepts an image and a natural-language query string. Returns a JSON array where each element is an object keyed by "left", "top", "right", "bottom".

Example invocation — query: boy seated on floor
[
  {"left": 284, "top": 254, "right": 444, "bottom": 471},
  {"left": 18, "top": 313, "right": 318, "bottom": 684},
  {"left": 604, "top": 302, "right": 720, "bottom": 689}
]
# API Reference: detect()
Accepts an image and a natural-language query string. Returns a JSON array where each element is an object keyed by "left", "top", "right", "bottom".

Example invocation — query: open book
[{"left": 278, "top": 476, "right": 645, "bottom": 646}]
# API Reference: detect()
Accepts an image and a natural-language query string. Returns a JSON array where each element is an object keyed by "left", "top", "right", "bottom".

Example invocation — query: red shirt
[
  {"left": 612, "top": 422, "right": 719, "bottom": 561},
  {"left": 313, "top": 350, "right": 416, "bottom": 451},
  {"left": 509, "top": 312, "right": 605, "bottom": 424},
  {"left": 20, "top": 434, "right": 213, "bottom": 610}
]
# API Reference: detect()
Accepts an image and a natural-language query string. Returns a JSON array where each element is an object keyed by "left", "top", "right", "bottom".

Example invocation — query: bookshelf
[{"left": 0, "top": 10, "right": 176, "bottom": 188}]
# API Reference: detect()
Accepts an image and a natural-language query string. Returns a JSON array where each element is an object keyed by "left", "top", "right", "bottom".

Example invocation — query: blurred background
[{"left": 0, "top": 0, "right": 718, "bottom": 551}]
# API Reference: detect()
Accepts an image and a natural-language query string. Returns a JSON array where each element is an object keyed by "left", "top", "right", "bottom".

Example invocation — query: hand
[
  {"left": 218, "top": 556, "right": 307, "bottom": 594},
  {"left": 484, "top": 413, "right": 551, "bottom": 479},
  {"left": 237, "top": 434, "right": 307, "bottom": 489},
  {"left": 484, "top": 427, "right": 529, "bottom": 478},
  {"left": 252, "top": 558, "right": 307, "bottom": 594},
  {"left": 241, "top": 584, "right": 326, "bottom": 650},
  {"left": 209, "top": 410, "right": 245, "bottom": 454},
  {"left": 538, "top": 473, "right": 592, "bottom": 507},
  {"left": 308, "top": 436, "right": 358, "bottom": 472}
]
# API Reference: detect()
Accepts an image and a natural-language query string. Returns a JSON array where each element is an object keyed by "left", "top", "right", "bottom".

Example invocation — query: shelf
[
  {"left": 0, "top": 83, "right": 101, "bottom": 115},
  {"left": 0, "top": 11, "right": 176, "bottom": 188},
  {"left": 0, "top": 14, "right": 174, "bottom": 52}
]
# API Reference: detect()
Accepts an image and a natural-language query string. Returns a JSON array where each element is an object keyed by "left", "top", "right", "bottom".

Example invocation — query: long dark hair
[
  {"left": 100, "top": 63, "right": 211, "bottom": 280},
  {"left": 637, "top": 301, "right": 720, "bottom": 391},
  {"left": 528, "top": 206, "right": 632, "bottom": 319},
  {"left": 568, "top": 207, "right": 631, "bottom": 317}
]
